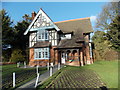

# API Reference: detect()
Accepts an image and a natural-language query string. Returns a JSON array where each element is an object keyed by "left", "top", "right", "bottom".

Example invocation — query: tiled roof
[
  {"left": 55, "top": 17, "right": 93, "bottom": 34},
  {"left": 57, "top": 36, "right": 84, "bottom": 49}
]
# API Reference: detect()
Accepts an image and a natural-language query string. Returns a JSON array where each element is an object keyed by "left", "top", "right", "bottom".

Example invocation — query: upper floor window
[
  {"left": 61, "top": 34, "right": 72, "bottom": 40},
  {"left": 37, "top": 30, "right": 49, "bottom": 41}
]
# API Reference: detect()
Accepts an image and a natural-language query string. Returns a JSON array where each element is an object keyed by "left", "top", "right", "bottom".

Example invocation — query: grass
[
  {"left": 37, "top": 68, "right": 63, "bottom": 89},
  {"left": 82, "top": 60, "right": 118, "bottom": 88},
  {"left": 2, "top": 64, "right": 47, "bottom": 89},
  {"left": 37, "top": 60, "right": 118, "bottom": 89}
]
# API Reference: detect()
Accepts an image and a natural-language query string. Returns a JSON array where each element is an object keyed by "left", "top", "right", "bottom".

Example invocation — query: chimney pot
[{"left": 32, "top": 11, "right": 36, "bottom": 20}]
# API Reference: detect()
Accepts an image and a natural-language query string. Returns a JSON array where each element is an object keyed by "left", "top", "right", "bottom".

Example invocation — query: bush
[
  {"left": 103, "top": 49, "right": 118, "bottom": 61},
  {"left": 10, "top": 49, "right": 25, "bottom": 63}
]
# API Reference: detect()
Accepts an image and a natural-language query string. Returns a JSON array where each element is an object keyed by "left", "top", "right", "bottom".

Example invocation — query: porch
[{"left": 54, "top": 47, "right": 86, "bottom": 66}]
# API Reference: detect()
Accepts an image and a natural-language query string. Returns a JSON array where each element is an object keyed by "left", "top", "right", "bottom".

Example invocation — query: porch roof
[{"left": 56, "top": 36, "right": 84, "bottom": 49}]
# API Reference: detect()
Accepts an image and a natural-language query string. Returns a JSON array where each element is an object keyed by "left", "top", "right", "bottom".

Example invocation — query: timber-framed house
[{"left": 24, "top": 8, "right": 94, "bottom": 66}]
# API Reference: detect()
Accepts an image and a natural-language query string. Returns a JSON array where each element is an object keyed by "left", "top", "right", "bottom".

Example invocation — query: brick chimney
[{"left": 32, "top": 11, "right": 36, "bottom": 20}]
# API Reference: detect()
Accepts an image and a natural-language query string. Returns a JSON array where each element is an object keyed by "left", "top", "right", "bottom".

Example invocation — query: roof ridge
[{"left": 54, "top": 17, "right": 90, "bottom": 24}]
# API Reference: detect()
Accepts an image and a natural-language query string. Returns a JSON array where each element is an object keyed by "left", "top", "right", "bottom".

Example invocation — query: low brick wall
[{"left": 0, "top": 62, "right": 16, "bottom": 65}]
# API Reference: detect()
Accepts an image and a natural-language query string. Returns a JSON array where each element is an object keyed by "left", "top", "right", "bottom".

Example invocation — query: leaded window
[
  {"left": 37, "top": 30, "right": 49, "bottom": 41},
  {"left": 34, "top": 48, "right": 49, "bottom": 59},
  {"left": 39, "top": 52, "right": 41, "bottom": 58}
]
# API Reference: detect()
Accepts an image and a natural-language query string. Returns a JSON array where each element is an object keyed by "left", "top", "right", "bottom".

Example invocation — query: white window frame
[
  {"left": 34, "top": 48, "right": 50, "bottom": 60},
  {"left": 37, "top": 30, "right": 49, "bottom": 41}
]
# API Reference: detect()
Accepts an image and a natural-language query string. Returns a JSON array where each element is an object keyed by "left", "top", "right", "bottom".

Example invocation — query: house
[{"left": 24, "top": 8, "right": 94, "bottom": 67}]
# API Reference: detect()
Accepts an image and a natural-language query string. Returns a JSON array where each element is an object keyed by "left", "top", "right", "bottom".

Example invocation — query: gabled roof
[
  {"left": 54, "top": 17, "right": 93, "bottom": 34},
  {"left": 24, "top": 8, "right": 60, "bottom": 35}
]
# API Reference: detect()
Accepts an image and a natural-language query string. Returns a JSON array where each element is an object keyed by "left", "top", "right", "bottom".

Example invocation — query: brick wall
[{"left": 29, "top": 46, "right": 58, "bottom": 67}]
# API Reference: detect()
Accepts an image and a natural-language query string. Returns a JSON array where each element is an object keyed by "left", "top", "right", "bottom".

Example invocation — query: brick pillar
[
  {"left": 29, "top": 48, "right": 35, "bottom": 66},
  {"left": 54, "top": 50, "right": 58, "bottom": 65},
  {"left": 50, "top": 46, "right": 58, "bottom": 64}
]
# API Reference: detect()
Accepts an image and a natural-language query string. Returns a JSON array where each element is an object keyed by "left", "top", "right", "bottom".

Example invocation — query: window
[
  {"left": 39, "top": 35, "right": 41, "bottom": 39},
  {"left": 45, "top": 52, "right": 48, "bottom": 58},
  {"left": 42, "top": 52, "right": 44, "bottom": 58},
  {"left": 35, "top": 52, "right": 38, "bottom": 58},
  {"left": 45, "top": 32, "right": 48, "bottom": 39},
  {"left": 42, "top": 33, "right": 44, "bottom": 39},
  {"left": 34, "top": 48, "right": 49, "bottom": 59},
  {"left": 37, "top": 30, "right": 49, "bottom": 41},
  {"left": 39, "top": 52, "right": 41, "bottom": 58}
]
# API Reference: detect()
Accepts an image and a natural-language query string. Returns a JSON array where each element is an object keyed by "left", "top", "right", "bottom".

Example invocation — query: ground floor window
[{"left": 34, "top": 47, "right": 49, "bottom": 59}]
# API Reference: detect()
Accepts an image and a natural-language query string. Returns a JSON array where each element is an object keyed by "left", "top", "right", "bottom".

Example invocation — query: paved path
[{"left": 16, "top": 65, "right": 62, "bottom": 89}]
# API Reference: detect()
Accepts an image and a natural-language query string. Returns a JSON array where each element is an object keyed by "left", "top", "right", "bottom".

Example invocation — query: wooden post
[
  {"left": 58, "top": 63, "right": 60, "bottom": 70},
  {"left": 24, "top": 61, "right": 26, "bottom": 68},
  {"left": 51, "top": 62, "right": 54, "bottom": 67},
  {"left": 50, "top": 67, "right": 52, "bottom": 76},
  {"left": 13, "top": 72, "right": 15, "bottom": 87},
  {"left": 50, "top": 62, "right": 54, "bottom": 76},
  {"left": 35, "top": 73, "right": 40, "bottom": 87},
  {"left": 17, "top": 62, "right": 20, "bottom": 67},
  {"left": 36, "top": 65, "right": 39, "bottom": 75},
  {"left": 47, "top": 62, "right": 49, "bottom": 70}
]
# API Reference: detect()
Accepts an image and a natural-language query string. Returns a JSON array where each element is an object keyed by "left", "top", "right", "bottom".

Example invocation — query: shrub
[{"left": 10, "top": 49, "right": 25, "bottom": 63}]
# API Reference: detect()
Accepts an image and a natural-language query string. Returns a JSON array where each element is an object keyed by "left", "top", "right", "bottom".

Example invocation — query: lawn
[
  {"left": 37, "top": 60, "right": 118, "bottom": 89},
  {"left": 82, "top": 60, "right": 118, "bottom": 88},
  {"left": 1, "top": 64, "right": 47, "bottom": 89}
]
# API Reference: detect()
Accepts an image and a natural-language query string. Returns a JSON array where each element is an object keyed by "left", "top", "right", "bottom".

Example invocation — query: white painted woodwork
[
  {"left": 47, "top": 62, "right": 49, "bottom": 70},
  {"left": 48, "top": 30, "right": 58, "bottom": 46},
  {"left": 36, "top": 65, "right": 39, "bottom": 74},
  {"left": 24, "top": 9, "right": 60, "bottom": 35},
  {"left": 13, "top": 72, "right": 15, "bottom": 87},
  {"left": 24, "top": 61, "right": 26, "bottom": 68},
  {"left": 35, "top": 73, "right": 40, "bottom": 87},
  {"left": 58, "top": 63, "right": 60, "bottom": 70},
  {"left": 50, "top": 67, "right": 53, "bottom": 76},
  {"left": 89, "top": 42, "right": 92, "bottom": 58},
  {"left": 29, "top": 32, "right": 37, "bottom": 47},
  {"left": 61, "top": 53, "right": 65, "bottom": 64},
  {"left": 61, "top": 34, "right": 71, "bottom": 40},
  {"left": 65, "top": 34, "right": 71, "bottom": 39}
]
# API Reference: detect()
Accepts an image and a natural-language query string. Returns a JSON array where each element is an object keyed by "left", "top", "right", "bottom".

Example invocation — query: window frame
[
  {"left": 37, "top": 30, "right": 49, "bottom": 41},
  {"left": 34, "top": 48, "right": 50, "bottom": 60}
]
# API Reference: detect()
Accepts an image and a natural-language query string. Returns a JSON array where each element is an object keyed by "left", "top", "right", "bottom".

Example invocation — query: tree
[
  {"left": 13, "top": 20, "right": 29, "bottom": 49},
  {"left": 92, "top": 31, "right": 110, "bottom": 60},
  {"left": 22, "top": 14, "right": 32, "bottom": 23},
  {"left": 1, "top": 9, "right": 14, "bottom": 61},
  {"left": 13, "top": 14, "right": 32, "bottom": 49},
  {"left": 10, "top": 49, "right": 25, "bottom": 63},
  {"left": 1, "top": 9, "right": 14, "bottom": 45},
  {"left": 13, "top": 14, "right": 32, "bottom": 62},
  {"left": 93, "top": 2, "right": 119, "bottom": 60},
  {"left": 95, "top": 2, "right": 119, "bottom": 51},
  {"left": 107, "top": 15, "right": 120, "bottom": 51},
  {"left": 96, "top": 2, "right": 118, "bottom": 31}
]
